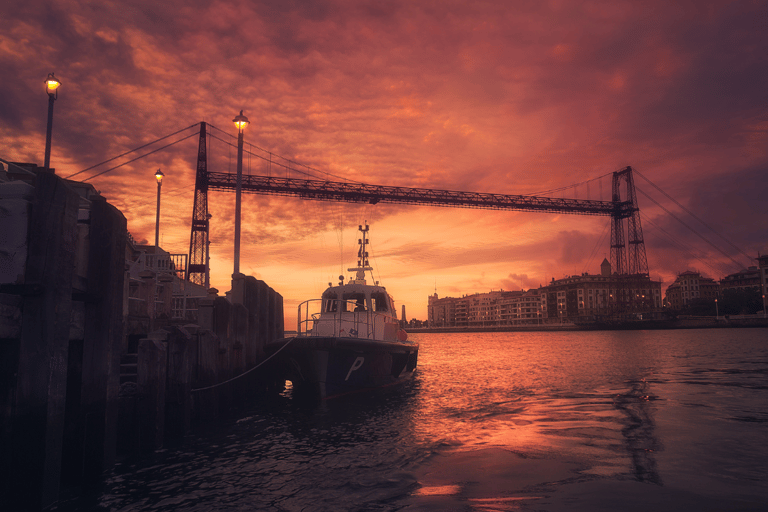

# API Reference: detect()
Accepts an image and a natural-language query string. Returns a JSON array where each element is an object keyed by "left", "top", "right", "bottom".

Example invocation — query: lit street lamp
[
  {"left": 44, "top": 73, "right": 61, "bottom": 171},
  {"left": 154, "top": 169, "right": 164, "bottom": 247},
  {"left": 232, "top": 110, "right": 249, "bottom": 275},
  {"left": 715, "top": 298, "right": 719, "bottom": 320}
]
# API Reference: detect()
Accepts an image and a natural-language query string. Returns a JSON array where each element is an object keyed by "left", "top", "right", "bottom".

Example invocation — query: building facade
[
  {"left": 427, "top": 259, "right": 662, "bottom": 326},
  {"left": 544, "top": 273, "right": 662, "bottom": 320},
  {"left": 759, "top": 255, "right": 768, "bottom": 314},
  {"left": 664, "top": 270, "right": 719, "bottom": 309},
  {"left": 428, "top": 289, "right": 547, "bottom": 327},
  {"left": 720, "top": 266, "right": 761, "bottom": 292}
]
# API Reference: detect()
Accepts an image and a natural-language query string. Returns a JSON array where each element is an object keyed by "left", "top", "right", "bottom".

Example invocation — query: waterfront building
[
  {"left": 427, "top": 259, "right": 662, "bottom": 326},
  {"left": 720, "top": 266, "right": 761, "bottom": 292},
  {"left": 759, "top": 254, "right": 768, "bottom": 314},
  {"left": 427, "top": 292, "right": 456, "bottom": 327},
  {"left": 125, "top": 242, "right": 209, "bottom": 334},
  {"left": 544, "top": 260, "right": 662, "bottom": 320},
  {"left": 428, "top": 289, "right": 545, "bottom": 327},
  {"left": 664, "top": 270, "right": 719, "bottom": 309},
  {"left": 498, "top": 288, "right": 546, "bottom": 325}
]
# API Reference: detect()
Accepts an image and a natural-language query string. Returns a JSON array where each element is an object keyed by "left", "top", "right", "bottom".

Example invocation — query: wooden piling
[
  {"left": 78, "top": 196, "right": 126, "bottom": 483},
  {"left": 137, "top": 336, "right": 167, "bottom": 452},
  {"left": 165, "top": 326, "right": 192, "bottom": 440}
]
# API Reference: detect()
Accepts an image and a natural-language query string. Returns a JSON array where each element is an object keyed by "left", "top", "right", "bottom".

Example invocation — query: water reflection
[
  {"left": 613, "top": 378, "right": 662, "bottom": 484},
  {"left": 54, "top": 329, "right": 768, "bottom": 511}
]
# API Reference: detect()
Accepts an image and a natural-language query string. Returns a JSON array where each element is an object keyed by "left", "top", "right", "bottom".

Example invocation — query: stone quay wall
[{"left": 0, "top": 170, "right": 284, "bottom": 510}]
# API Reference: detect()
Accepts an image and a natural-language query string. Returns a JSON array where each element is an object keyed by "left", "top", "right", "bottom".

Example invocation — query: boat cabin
[
  {"left": 295, "top": 223, "right": 403, "bottom": 342},
  {"left": 321, "top": 285, "right": 394, "bottom": 314}
]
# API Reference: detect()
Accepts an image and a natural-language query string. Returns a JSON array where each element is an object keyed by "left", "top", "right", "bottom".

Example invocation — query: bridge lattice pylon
[
  {"left": 610, "top": 166, "right": 650, "bottom": 312},
  {"left": 187, "top": 122, "right": 210, "bottom": 287}
]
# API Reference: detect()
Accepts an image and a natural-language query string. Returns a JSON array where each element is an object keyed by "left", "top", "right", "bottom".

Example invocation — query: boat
[{"left": 265, "top": 224, "right": 419, "bottom": 400}]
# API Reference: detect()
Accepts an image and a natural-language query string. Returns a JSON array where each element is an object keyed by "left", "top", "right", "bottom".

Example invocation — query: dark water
[{"left": 59, "top": 329, "right": 768, "bottom": 511}]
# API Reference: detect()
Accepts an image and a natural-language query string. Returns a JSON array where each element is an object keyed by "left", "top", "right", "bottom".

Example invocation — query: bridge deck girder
[{"left": 205, "top": 173, "right": 634, "bottom": 218}]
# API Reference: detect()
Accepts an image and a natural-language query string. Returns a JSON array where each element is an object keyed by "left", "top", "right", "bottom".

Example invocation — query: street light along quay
[
  {"left": 155, "top": 169, "right": 164, "bottom": 247},
  {"left": 232, "top": 110, "right": 249, "bottom": 275},
  {"left": 44, "top": 72, "right": 61, "bottom": 171}
]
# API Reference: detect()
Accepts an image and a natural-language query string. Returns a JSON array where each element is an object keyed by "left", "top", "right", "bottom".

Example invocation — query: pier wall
[
  {"left": 117, "top": 282, "right": 284, "bottom": 454},
  {"left": 0, "top": 170, "right": 284, "bottom": 510},
  {"left": 0, "top": 171, "right": 126, "bottom": 509}
]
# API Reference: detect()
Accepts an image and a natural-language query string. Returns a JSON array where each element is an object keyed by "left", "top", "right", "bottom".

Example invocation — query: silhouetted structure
[
  {"left": 187, "top": 123, "right": 210, "bottom": 287},
  {"left": 1, "top": 163, "right": 284, "bottom": 510},
  {"left": 184, "top": 131, "right": 650, "bottom": 312}
]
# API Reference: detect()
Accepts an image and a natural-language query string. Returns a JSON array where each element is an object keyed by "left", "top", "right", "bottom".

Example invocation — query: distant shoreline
[{"left": 406, "top": 315, "right": 768, "bottom": 333}]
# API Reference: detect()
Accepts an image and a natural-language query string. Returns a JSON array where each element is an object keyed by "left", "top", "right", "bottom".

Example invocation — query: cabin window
[
  {"left": 323, "top": 292, "right": 339, "bottom": 312},
  {"left": 371, "top": 292, "right": 389, "bottom": 312},
  {"left": 342, "top": 292, "right": 367, "bottom": 312}
]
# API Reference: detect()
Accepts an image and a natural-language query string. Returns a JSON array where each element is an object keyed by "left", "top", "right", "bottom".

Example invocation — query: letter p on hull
[{"left": 345, "top": 356, "right": 365, "bottom": 381}]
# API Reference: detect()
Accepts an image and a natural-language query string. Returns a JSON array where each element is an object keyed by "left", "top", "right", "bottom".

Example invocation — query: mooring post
[
  {"left": 137, "top": 335, "right": 167, "bottom": 452},
  {"left": 165, "top": 326, "right": 192, "bottom": 440},
  {"left": 193, "top": 329, "right": 220, "bottom": 420},
  {"left": 79, "top": 196, "right": 126, "bottom": 483}
]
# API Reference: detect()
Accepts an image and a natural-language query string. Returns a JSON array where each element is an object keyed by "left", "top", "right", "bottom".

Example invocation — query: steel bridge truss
[
  {"left": 186, "top": 123, "right": 649, "bottom": 311},
  {"left": 205, "top": 172, "right": 635, "bottom": 217}
]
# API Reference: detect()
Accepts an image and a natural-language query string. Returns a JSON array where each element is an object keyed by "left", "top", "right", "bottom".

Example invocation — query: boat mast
[{"left": 348, "top": 223, "right": 373, "bottom": 284}]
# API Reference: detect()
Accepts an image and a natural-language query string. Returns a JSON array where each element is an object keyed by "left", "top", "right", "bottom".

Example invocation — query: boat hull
[{"left": 266, "top": 336, "right": 419, "bottom": 400}]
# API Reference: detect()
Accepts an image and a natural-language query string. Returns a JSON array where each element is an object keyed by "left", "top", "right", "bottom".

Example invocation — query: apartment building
[
  {"left": 759, "top": 255, "right": 768, "bottom": 313},
  {"left": 428, "top": 289, "right": 547, "bottom": 327},
  {"left": 720, "top": 266, "right": 761, "bottom": 292},
  {"left": 664, "top": 270, "right": 719, "bottom": 309},
  {"left": 428, "top": 258, "right": 662, "bottom": 326},
  {"left": 545, "top": 259, "right": 662, "bottom": 320}
]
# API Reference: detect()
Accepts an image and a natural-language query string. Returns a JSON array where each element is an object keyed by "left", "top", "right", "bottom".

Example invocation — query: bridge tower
[
  {"left": 186, "top": 122, "right": 210, "bottom": 287},
  {"left": 610, "top": 166, "right": 649, "bottom": 312}
]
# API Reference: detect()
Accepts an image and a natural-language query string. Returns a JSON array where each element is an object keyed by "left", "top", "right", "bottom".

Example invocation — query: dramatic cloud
[{"left": 2, "top": 0, "right": 766, "bottom": 323}]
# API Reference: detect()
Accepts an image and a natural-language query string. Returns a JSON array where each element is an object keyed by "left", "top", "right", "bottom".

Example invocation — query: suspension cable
[
  {"left": 80, "top": 132, "right": 199, "bottom": 182},
  {"left": 634, "top": 169, "right": 753, "bottom": 264},
  {"left": 636, "top": 187, "right": 744, "bottom": 272},
  {"left": 640, "top": 212, "right": 731, "bottom": 278},
  {"left": 207, "top": 124, "right": 366, "bottom": 184},
  {"left": 65, "top": 123, "right": 200, "bottom": 179},
  {"left": 582, "top": 222, "right": 610, "bottom": 275},
  {"left": 531, "top": 172, "right": 613, "bottom": 196}
]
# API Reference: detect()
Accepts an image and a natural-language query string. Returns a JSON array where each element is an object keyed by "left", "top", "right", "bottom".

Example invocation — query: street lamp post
[
  {"left": 44, "top": 73, "right": 61, "bottom": 171},
  {"left": 154, "top": 169, "right": 164, "bottom": 247},
  {"left": 232, "top": 110, "right": 250, "bottom": 275},
  {"left": 151, "top": 169, "right": 164, "bottom": 333},
  {"left": 715, "top": 298, "right": 719, "bottom": 320}
]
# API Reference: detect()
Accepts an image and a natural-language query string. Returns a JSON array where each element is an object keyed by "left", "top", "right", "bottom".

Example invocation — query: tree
[
  {"left": 684, "top": 298, "right": 716, "bottom": 316},
  {"left": 720, "top": 288, "right": 762, "bottom": 315}
]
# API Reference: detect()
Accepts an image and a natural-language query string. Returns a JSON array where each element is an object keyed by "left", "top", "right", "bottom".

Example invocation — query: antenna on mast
[{"left": 348, "top": 222, "right": 373, "bottom": 283}]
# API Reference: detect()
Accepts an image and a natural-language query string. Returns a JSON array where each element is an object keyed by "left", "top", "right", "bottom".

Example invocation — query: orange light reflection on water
[{"left": 408, "top": 331, "right": 659, "bottom": 464}]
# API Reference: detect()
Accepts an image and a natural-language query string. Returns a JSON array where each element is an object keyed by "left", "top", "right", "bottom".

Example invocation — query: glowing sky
[{"left": 2, "top": 0, "right": 767, "bottom": 325}]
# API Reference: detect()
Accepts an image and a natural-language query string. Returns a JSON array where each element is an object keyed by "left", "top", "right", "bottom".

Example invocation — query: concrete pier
[
  {"left": 1, "top": 170, "right": 128, "bottom": 508},
  {"left": 0, "top": 166, "right": 284, "bottom": 510},
  {"left": 1, "top": 172, "right": 79, "bottom": 509}
]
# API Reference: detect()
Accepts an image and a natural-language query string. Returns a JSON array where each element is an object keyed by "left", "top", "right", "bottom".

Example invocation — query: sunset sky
[{"left": 2, "top": 0, "right": 767, "bottom": 325}]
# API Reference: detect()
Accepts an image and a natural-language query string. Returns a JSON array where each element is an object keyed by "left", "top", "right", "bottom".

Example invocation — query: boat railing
[{"left": 297, "top": 298, "right": 389, "bottom": 338}]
